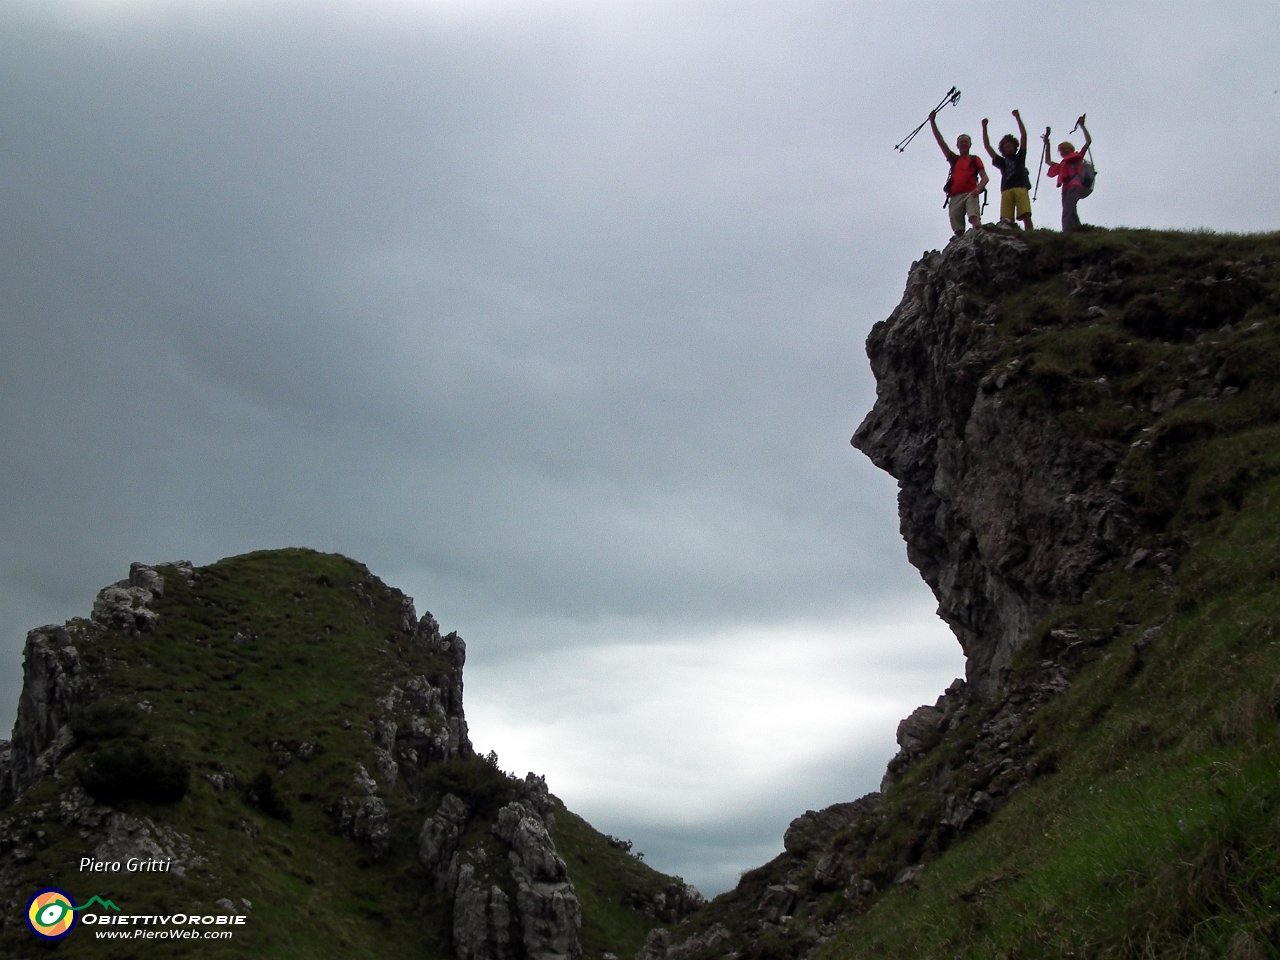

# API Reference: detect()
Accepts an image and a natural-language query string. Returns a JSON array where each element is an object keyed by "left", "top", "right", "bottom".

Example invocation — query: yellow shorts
[{"left": 1001, "top": 188, "right": 1032, "bottom": 221}]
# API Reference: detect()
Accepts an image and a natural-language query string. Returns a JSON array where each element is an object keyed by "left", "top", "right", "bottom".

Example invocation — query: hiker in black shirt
[{"left": 982, "top": 110, "right": 1033, "bottom": 231}]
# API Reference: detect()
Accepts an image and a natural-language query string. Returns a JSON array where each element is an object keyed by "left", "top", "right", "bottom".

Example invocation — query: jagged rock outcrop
[
  {"left": 621, "top": 881, "right": 705, "bottom": 924},
  {"left": 853, "top": 229, "right": 1138, "bottom": 699},
  {"left": 634, "top": 231, "right": 1175, "bottom": 960},
  {"left": 91, "top": 561, "right": 170, "bottom": 635},
  {"left": 91, "top": 811, "right": 209, "bottom": 878},
  {"left": 330, "top": 764, "right": 391, "bottom": 861},
  {"left": 420, "top": 792, "right": 471, "bottom": 890},
  {"left": 8, "top": 625, "right": 87, "bottom": 800},
  {"left": 426, "top": 775, "right": 583, "bottom": 960},
  {"left": 494, "top": 799, "right": 582, "bottom": 960},
  {"left": 455, "top": 864, "right": 518, "bottom": 960},
  {"left": 375, "top": 672, "right": 472, "bottom": 788}
]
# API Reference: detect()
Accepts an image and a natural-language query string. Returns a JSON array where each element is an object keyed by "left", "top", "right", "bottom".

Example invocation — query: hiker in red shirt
[
  {"left": 1046, "top": 118, "right": 1091, "bottom": 232},
  {"left": 930, "top": 110, "right": 988, "bottom": 237}
]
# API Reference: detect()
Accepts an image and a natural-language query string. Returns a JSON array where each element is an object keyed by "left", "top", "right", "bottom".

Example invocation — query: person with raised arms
[
  {"left": 929, "top": 110, "right": 988, "bottom": 237},
  {"left": 1046, "top": 116, "right": 1092, "bottom": 232},
  {"left": 983, "top": 109, "right": 1033, "bottom": 232}
]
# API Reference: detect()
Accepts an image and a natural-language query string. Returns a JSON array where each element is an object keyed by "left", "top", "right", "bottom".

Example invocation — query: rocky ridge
[{"left": 0, "top": 552, "right": 669, "bottom": 959}]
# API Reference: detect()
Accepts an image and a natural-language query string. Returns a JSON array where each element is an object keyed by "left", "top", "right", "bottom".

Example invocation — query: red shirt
[
  {"left": 1048, "top": 152, "right": 1085, "bottom": 188},
  {"left": 948, "top": 154, "right": 985, "bottom": 195}
]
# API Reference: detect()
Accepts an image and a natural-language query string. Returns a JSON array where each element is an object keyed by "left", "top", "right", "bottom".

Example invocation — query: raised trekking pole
[
  {"left": 1033, "top": 126, "right": 1050, "bottom": 201},
  {"left": 894, "top": 86, "right": 961, "bottom": 153},
  {"left": 1070, "top": 113, "right": 1096, "bottom": 167}
]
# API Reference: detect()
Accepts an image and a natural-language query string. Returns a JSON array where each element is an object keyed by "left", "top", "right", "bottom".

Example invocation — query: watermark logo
[{"left": 25, "top": 889, "right": 77, "bottom": 940}]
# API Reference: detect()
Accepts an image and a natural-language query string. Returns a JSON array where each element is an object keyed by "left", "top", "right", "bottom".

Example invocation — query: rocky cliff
[
  {"left": 633, "top": 225, "right": 1280, "bottom": 959},
  {"left": 0, "top": 549, "right": 694, "bottom": 959},
  {"left": 853, "top": 229, "right": 1138, "bottom": 701}
]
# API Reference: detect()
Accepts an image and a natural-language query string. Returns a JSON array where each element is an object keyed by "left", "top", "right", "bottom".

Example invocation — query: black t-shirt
[{"left": 991, "top": 145, "right": 1031, "bottom": 191}]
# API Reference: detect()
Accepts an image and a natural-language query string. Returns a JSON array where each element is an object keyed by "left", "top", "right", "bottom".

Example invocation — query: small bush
[
  {"left": 425, "top": 757, "right": 516, "bottom": 818},
  {"left": 69, "top": 702, "right": 136, "bottom": 742},
  {"left": 78, "top": 742, "right": 189, "bottom": 805},
  {"left": 246, "top": 770, "right": 292, "bottom": 822}
]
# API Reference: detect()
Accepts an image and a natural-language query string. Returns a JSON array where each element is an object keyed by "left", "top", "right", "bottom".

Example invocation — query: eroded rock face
[
  {"left": 454, "top": 865, "right": 517, "bottom": 960},
  {"left": 8, "top": 625, "right": 87, "bottom": 800},
  {"left": 419, "top": 793, "right": 470, "bottom": 891},
  {"left": 783, "top": 793, "right": 883, "bottom": 858},
  {"left": 376, "top": 674, "right": 472, "bottom": 789},
  {"left": 634, "top": 923, "right": 730, "bottom": 960},
  {"left": 852, "top": 229, "right": 1137, "bottom": 699},
  {"left": 421, "top": 777, "right": 582, "bottom": 960},
  {"left": 621, "top": 881, "right": 705, "bottom": 925},
  {"left": 331, "top": 765, "right": 391, "bottom": 861},
  {"left": 493, "top": 799, "right": 582, "bottom": 960},
  {"left": 91, "top": 563, "right": 167, "bottom": 636}
]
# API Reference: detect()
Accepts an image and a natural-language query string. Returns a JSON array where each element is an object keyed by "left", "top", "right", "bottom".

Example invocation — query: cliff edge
[
  {"left": 638, "top": 225, "right": 1280, "bottom": 960},
  {"left": 853, "top": 229, "right": 1136, "bottom": 700}
]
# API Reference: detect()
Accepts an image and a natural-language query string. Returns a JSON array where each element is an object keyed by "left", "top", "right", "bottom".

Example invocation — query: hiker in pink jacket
[{"left": 1046, "top": 117, "right": 1091, "bottom": 232}]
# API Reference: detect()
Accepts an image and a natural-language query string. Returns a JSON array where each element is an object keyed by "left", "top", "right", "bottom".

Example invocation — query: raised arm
[
  {"left": 1078, "top": 118, "right": 1092, "bottom": 154},
  {"left": 981, "top": 118, "right": 999, "bottom": 163},
  {"left": 1042, "top": 133, "right": 1059, "bottom": 176},
  {"left": 930, "top": 111, "right": 956, "bottom": 161},
  {"left": 1013, "top": 109, "right": 1027, "bottom": 152}
]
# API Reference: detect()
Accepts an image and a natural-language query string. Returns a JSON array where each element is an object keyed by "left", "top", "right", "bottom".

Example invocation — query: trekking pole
[
  {"left": 1071, "top": 113, "right": 1096, "bottom": 169},
  {"left": 894, "top": 86, "right": 961, "bottom": 153},
  {"left": 1032, "top": 126, "right": 1050, "bottom": 201}
]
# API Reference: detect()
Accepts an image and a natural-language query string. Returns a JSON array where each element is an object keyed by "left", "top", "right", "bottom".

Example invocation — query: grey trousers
[{"left": 1062, "top": 184, "right": 1085, "bottom": 232}]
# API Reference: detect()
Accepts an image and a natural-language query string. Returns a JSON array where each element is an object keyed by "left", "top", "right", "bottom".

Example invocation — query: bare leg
[{"left": 1019, "top": 215, "right": 1033, "bottom": 232}]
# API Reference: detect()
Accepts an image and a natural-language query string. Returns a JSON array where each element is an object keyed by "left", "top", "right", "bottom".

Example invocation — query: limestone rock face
[
  {"left": 416, "top": 613, "right": 468, "bottom": 672},
  {"left": 8, "top": 625, "right": 87, "bottom": 800},
  {"left": 331, "top": 765, "right": 391, "bottom": 861},
  {"left": 420, "top": 777, "right": 582, "bottom": 960},
  {"left": 419, "top": 793, "right": 470, "bottom": 890},
  {"left": 621, "top": 881, "right": 705, "bottom": 924},
  {"left": 376, "top": 674, "right": 472, "bottom": 789},
  {"left": 495, "top": 801, "right": 569, "bottom": 883},
  {"left": 454, "top": 864, "right": 517, "bottom": 960},
  {"left": 91, "top": 563, "right": 167, "bottom": 635},
  {"left": 853, "top": 229, "right": 1138, "bottom": 699},
  {"left": 494, "top": 798, "right": 582, "bottom": 960},
  {"left": 634, "top": 923, "right": 730, "bottom": 960}
]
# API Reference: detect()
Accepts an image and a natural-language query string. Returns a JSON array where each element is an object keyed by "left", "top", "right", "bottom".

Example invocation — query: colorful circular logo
[{"left": 26, "top": 889, "right": 77, "bottom": 940}]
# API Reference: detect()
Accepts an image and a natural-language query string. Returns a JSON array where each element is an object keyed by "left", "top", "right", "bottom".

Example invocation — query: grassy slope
[
  {"left": 815, "top": 229, "right": 1280, "bottom": 959},
  {"left": 3, "top": 549, "right": 674, "bottom": 959}
]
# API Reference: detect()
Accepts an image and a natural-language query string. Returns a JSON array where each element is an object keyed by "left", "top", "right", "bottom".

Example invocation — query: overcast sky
[{"left": 3, "top": 0, "right": 1277, "bottom": 896}]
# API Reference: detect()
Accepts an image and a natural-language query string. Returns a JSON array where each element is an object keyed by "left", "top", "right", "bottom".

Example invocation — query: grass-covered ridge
[
  {"left": 1, "top": 548, "right": 679, "bottom": 959},
  {"left": 828, "top": 228, "right": 1280, "bottom": 958}
]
